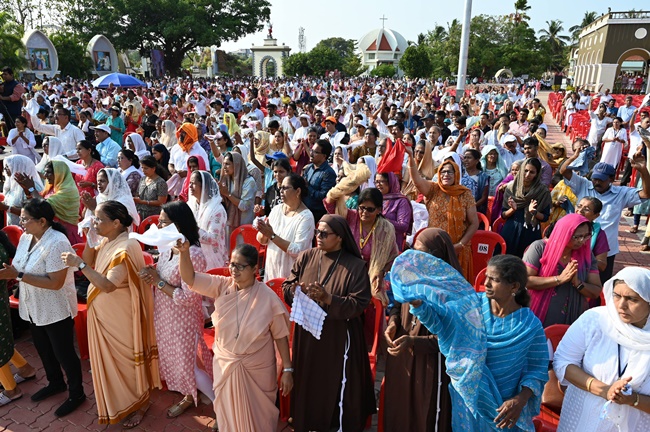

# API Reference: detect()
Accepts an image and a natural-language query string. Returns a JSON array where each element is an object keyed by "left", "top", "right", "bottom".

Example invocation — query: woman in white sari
[
  {"left": 187, "top": 170, "right": 228, "bottom": 270},
  {"left": 35, "top": 137, "right": 66, "bottom": 175},
  {"left": 554, "top": 267, "right": 650, "bottom": 431},
  {"left": 1, "top": 155, "right": 44, "bottom": 225},
  {"left": 159, "top": 120, "right": 178, "bottom": 149},
  {"left": 125, "top": 133, "right": 151, "bottom": 159}
]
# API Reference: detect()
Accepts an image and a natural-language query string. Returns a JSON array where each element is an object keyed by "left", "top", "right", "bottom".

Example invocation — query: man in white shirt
[
  {"left": 251, "top": 99, "right": 264, "bottom": 122},
  {"left": 188, "top": 92, "right": 208, "bottom": 117},
  {"left": 496, "top": 134, "right": 525, "bottom": 169},
  {"left": 576, "top": 89, "right": 592, "bottom": 111},
  {"left": 263, "top": 103, "right": 281, "bottom": 129},
  {"left": 29, "top": 107, "right": 84, "bottom": 160},
  {"left": 597, "top": 87, "right": 613, "bottom": 105},
  {"left": 617, "top": 96, "right": 637, "bottom": 124},
  {"left": 228, "top": 90, "right": 242, "bottom": 114},
  {"left": 320, "top": 116, "right": 346, "bottom": 155}
]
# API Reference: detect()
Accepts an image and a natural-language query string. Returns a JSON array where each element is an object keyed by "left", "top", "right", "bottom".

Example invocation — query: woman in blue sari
[{"left": 390, "top": 252, "right": 548, "bottom": 431}]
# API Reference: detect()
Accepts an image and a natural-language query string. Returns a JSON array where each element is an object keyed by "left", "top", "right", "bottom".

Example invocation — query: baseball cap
[
  {"left": 591, "top": 162, "right": 616, "bottom": 181},
  {"left": 265, "top": 151, "right": 288, "bottom": 161},
  {"left": 91, "top": 124, "right": 111, "bottom": 134}
]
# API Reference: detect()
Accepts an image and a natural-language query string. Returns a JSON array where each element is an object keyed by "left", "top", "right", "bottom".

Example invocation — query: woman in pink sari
[{"left": 177, "top": 242, "right": 292, "bottom": 432}]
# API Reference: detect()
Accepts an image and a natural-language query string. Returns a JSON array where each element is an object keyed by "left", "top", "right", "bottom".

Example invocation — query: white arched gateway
[{"left": 251, "top": 38, "right": 291, "bottom": 78}]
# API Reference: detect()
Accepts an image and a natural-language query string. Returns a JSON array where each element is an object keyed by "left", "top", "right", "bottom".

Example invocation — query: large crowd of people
[{"left": 1, "top": 64, "right": 650, "bottom": 431}]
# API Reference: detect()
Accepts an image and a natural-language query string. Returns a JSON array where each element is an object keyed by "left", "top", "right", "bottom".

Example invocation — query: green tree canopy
[
  {"left": 64, "top": 0, "right": 270, "bottom": 74},
  {"left": 50, "top": 32, "right": 93, "bottom": 78},
  {"left": 283, "top": 52, "right": 312, "bottom": 76},
  {"left": 370, "top": 64, "right": 396, "bottom": 78},
  {"left": 313, "top": 37, "right": 355, "bottom": 59},
  {"left": 0, "top": 11, "right": 25, "bottom": 71},
  {"left": 399, "top": 44, "right": 432, "bottom": 78}
]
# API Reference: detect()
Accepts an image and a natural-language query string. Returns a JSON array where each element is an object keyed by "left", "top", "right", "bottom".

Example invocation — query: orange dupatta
[{"left": 435, "top": 161, "right": 471, "bottom": 242}]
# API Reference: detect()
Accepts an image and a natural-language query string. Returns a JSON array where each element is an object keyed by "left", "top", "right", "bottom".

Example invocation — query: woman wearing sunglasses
[
  {"left": 324, "top": 187, "right": 398, "bottom": 306},
  {"left": 177, "top": 242, "right": 292, "bottom": 432}
]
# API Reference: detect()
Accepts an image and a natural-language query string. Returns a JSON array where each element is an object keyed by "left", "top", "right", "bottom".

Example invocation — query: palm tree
[
  {"left": 0, "top": 12, "right": 26, "bottom": 71},
  {"left": 511, "top": 0, "right": 531, "bottom": 23},
  {"left": 425, "top": 25, "right": 448, "bottom": 44},
  {"left": 569, "top": 11, "right": 598, "bottom": 42},
  {"left": 538, "top": 20, "right": 570, "bottom": 52}
]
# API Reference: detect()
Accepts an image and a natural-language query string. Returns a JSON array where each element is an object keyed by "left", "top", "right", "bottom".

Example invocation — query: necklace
[
  {"left": 234, "top": 285, "right": 253, "bottom": 339},
  {"left": 317, "top": 249, "right": 343, "bottom": 287},
  {"left": 358, "top": 219, "right": 377, "bottom": 249}
]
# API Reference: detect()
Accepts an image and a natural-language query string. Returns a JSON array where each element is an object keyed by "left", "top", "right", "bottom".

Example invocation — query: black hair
[
  {"left": 268, "top": 120, "right": 280, "bottom": 129},
  {"left": 219, "top": 130, "right": 234, "bottom": 149},
  {"left": 77, "top": 140, "right": 101, "bottom": 161},
  {"left": 232, "top": 243, "right": 258, "bottom": 268},
  {"left": 285, "top": 173, "right": 308, "bottom": 200},
  {"left": 119, "top": 149, "right": 140, "bottom": 169},
  {"left": 307, "top": 126, "right": 319, "bottom": 136},
  {"left": 161, "top": 201, "right": 201, "bottom": 247},
  {"left": 271, "top": 158, "right": 292, "bottom": 173},
  {"left": 524, "top": 157, "right": 542, "bottom": 177},
  {"left": 528, "top": 123, "right": 539, "bottom": 135},
  {"left": 57, "top": 107, "right": 71, "bottom": 120},
  {"left": 358, "top": 187, "right": 383, "bottom": 211},
  {"left": 2, "top": 66, "right": 13, "bottom": 75},
  {"left": 98, "top": 200, "right": 134, "bottom": 228},
  {"left": 140, "top": 155, "right": 166, "bottom": 178},
  {"left": 15, "top": 115, "right": 27, "bottom": 125},
  {"left": 522, "top": 136, "right": 539, "bottom": 148},
  {"left": 465, "top": 148, "right": 482, "bottom": 170},
  {"left": 392, "top": 122, "right": 405, "bottom": 132},
  {"left": 23, "top": 198, "right": 67, "bottom": 235},
  {"left": 152, "top": 143, "right": 171, "bottom": 167},
  {"left": 366, "top": 126, "right": 379, "bottom": 138},
  {"left": 316, "top": 139, "right": 332, "bottom": 157},
  {"left": 519, "top": 108, "right": 529, "bottom": 115},
  {"left": 0, "top": 230, "right": 15, "bottom": 259},
  {"left": 487, "top": 255, "right": 530, "bottom": 307},
  {"left": 579, "top": 196, "right": 603, "bottom": 214}
]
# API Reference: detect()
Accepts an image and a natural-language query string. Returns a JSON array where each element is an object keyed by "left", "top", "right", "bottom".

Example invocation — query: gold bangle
[
  {"left": 586, "top": 377, "right": 595, "bottom": 393},
  {"left": 555, "top": 276, "right": 560, "bottom": 286}
]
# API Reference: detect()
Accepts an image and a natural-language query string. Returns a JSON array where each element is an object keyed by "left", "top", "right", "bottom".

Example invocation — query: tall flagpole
[{"left": 456, "top": 0, "right": 472, "bottom": 97}]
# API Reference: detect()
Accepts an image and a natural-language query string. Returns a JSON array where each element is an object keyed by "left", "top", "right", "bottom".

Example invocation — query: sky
[{"left": 219, "top": 0, "right": 650, "bottom": 52}]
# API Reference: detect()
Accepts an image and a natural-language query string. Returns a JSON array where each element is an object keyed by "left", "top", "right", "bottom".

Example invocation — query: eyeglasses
[
  {"left": 19, "top": 217, "right": 35, "bottom": 224},
  {"left": 374, "top": 179, "right": 387, "bottom": 185},
  {"left": 314, "top": 229, "right": 336, "bottom": 239},
  {"left": 358, "top": 205, "right": 377, "bottom": 213},
  {"left": 571, "top": 233, "right": 591, "bottom": 242},
  {"left": 310, "top": 149, "right": 323, "bottom": 155},
  {"left": 228, "top": 262, "right": 250, "bottom": 272},
  {"left": 279, "top": 186, "right": 294, "bottom": 192},
  {"left": 439, "top": 170, "right": 455, "bottom": 176}
]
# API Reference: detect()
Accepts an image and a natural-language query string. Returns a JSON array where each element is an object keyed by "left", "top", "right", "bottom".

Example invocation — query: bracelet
[
  {"left": 634, "top": 392, "right": 640, "bottom": 407},
  {"left": 282, "top": 368, "right": 294, "bottom": 373},
  {"left": 555, "top": 276, "right": 560, "bottom": 286},
  {"left": 458, "top": 241, "right": 465, "bottom": 247},
  {"left": 586, "top": 377, "right": 595, "bottom": 393}
]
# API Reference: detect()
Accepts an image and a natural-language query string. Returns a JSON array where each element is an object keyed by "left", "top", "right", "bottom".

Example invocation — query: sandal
[
  {"left": 641, "top": 245, "right": 650, "bottom": 252},
  {"left": 13, "top": 372, "right": 36, "bottom": 384},
  {"left": 166, "top": 395, "right": 194, "bottom": 418},
  {"left": 628, "top": 226, "right": 639, "bottom": 234},
  {"left": 0, "top": 391, "right": 22, "bottom": 406},
  {"left": 624, "top": 210, "right": 634, "bottom": 217},
  {"left": 122, "top": 404, "right": 150, "bottom": 429}
]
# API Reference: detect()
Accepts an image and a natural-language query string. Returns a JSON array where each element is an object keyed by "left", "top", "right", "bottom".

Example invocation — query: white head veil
[
  {"left": 97, "top": 168, "right": 141, "bottom": 226},
  {"left": 3, "top": 155, "right": 44, "bottom": 211},
  {"left": 187, "top": 170, "right": 227, "bottom": 268},
  {"left": 359, "top": 155, "right": 377, "bottom": 190},
  {"left": 160, "top": 120, "right": 178, "bottom": 149},
  {"left": 36, "top": 136, "right": 65, "bottom": 173},
  {"left": 332, "top": 146, "right": 349, "bottom": 175},
  {"left": 127, "top": 133, "right": 150, "bottom": 159}
]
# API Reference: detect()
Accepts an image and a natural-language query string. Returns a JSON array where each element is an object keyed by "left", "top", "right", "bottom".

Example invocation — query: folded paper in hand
[
  {"left": 129, "top": 223, "right": 185, "bottom": 253},
  {"left": 289, "top": 286, "right": 327, "bottom": 340}
]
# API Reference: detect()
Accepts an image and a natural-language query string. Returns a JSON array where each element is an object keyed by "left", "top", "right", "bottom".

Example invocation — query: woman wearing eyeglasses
[
  {"left": 177, "top": 242, "right": 292, "bottom": 432},
  {"left": 324, "top": 187, "right": 398, "bottom": 305},
  {"left": 282, "top": 214, "right": 375, "bottom": 432},
  {"left": 405, "top": 146, "right": 479, "bottom": 282},
  {"left": 138, "top": 201, "right": 212, "bottom": 420},
  {"left": 523, "top": 213, "right": 603, "bottom": 327},
  {"left": 256, "top": 173, "right": 315, "bottom": 282}
]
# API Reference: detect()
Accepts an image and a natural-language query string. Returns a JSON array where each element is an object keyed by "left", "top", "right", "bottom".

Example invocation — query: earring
[{"left": 511, "top": 292, "right": 516, "bottom": 297}]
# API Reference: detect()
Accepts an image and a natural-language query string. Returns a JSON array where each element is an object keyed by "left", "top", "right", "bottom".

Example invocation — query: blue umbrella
[{"left": 91, "top": 72, "right": 146, "bottom": 88}]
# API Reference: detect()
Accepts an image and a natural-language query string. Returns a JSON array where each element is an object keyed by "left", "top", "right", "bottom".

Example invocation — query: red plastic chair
[
  {"left": 229, "top": 224, "right": 266, "bottom": 269},
  {"left": 470, "top": 230, "right": 506, "bottom": 284},
  {"left": 474, "top": 267, "right": 487, "bottom": 292},
  {"left": 72, "top": 243, "right": 85, "bottom": 258},
  {"left": 491, "top": 217, "right": 505, "bottom": 234},
  {"left": 137, "top": 215, "right": 159, "bottom": 234},
  {"left": 266, "top": 278, "right": 290, "bottom": 312},
  {"left": 75, "top": 303, "right": 89, "bottom": 360},
  {"left": 142, "top": 251, "right": 155, "bottom": 266},
  {"left": 0, "top": 193, "right": 5, "bottom": 225},
  {"left": 203, "top": 327, "right": 215, "bottom": 351},
  {"left": 477, "top": 212, "right": 490, "bottom": 231},
  {"left": 1, "top": 225, "right": 23, "bottom": 247},
  {"left": 206, "top": 267, "right": 230, "bottom": 277},
  {"left": 368, "top": 297, "right": 384, "bottom": 382},
  {"left": 486, "top": 196, "right": 495, "bottom": 224}
]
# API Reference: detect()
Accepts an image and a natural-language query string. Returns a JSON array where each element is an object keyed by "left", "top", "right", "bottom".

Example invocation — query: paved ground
[{"left": 2, "top": 91, "right": 648, "bottom": 431}]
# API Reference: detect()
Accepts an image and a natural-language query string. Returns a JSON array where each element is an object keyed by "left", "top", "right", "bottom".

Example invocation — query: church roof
[{"left": 358, "top": 28, "right": 408, "bottom": 53}]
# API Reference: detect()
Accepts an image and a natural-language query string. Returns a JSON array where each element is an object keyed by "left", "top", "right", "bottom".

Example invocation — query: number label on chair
[{"left": 477, "top": 243, "right": 489, "bottom": 254}]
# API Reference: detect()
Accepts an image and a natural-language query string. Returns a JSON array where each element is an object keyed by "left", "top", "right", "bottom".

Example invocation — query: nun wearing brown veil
[
  {"left": 383, "top": 228, "right": 461, "bottom": 432},
  {"left": 283, "top": 214, "right": 376, "bottom": 432}
]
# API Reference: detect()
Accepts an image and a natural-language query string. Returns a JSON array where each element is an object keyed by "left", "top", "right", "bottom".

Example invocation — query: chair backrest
[
  {"left": 266, "top": 278, "right": 290, "bottom": 312},
  {"left": 545, "top": 324, "right": 570, "bottom": 353},
  {"left": 491, "top": 217, "right": 505, "bottom": 234},
  {"left": 142, "top": 251, "right": 155, "bottom": 266},
  {"left": 137, "top": 215, "right": 159, "bottom": 235},
  {"left": 1, "top": 225, "right": 23, "bottom": 248},
  {"left": 229, "top": 224, "right": 261, "bottom": 253},
  {"left": 206, "top": 267, "right": 230, "bottom": 277},
  {"left": 486, "top": 196, "right": 495, "bottom": 224},
  {"left": 72, "top": 243, "right": 85, "bottom": 258},
  {"left": 477, "top": 212, "right": 490, "bottom": 231},
  {"left": 474, "top": 267, "right": 487, "bottom": 292},
  {"left": 470, "top": 230, "right": 506, "bottom": 284}
]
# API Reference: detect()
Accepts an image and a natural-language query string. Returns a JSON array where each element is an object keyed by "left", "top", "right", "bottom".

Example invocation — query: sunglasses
[{"left": 314, "top": 229, "right": 336, "bottom": 239}]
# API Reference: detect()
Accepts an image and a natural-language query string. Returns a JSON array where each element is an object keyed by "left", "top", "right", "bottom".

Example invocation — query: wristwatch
[
  {"left": 78, "top": 262, "right": 87, "bottom": 271},
  {"left": 270, "top": 234, "right": 276, "bottom": 241},
  {"left": 16, "top": 272, "right": 24, "bottom": 281},
  {"left": 574, "top": 282, "right": 585, "bottom": 292},
  {"left": 157, "top": 280, "right": 166, "bottom": 290},
  {"left": 28, "top": 187, "right": 35, "bottom": 194}
]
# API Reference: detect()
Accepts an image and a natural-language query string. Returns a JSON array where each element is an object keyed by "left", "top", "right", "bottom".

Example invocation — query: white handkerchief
[
  {"left": 25, "top": 98, "right": 40, "bottom": 117},
  {"left": 289, "top": 286, "right": 327, "bottom": 340},
  {"left": 129, "top": 223, "right": 185, "bottom": 253}
]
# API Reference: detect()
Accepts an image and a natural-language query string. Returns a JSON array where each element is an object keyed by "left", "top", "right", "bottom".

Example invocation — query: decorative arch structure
[
  {"left": 87, "top": 35, "right": 119, "bottom": 76},
  {"left": 494, "top": 68, "right": 514, "bottom": 79},
  {"left": 21, "top": 29, "right": 59, "bottom": 78},
  {"left": 251, "top": 38, "right": 291, "bottom": 78}
]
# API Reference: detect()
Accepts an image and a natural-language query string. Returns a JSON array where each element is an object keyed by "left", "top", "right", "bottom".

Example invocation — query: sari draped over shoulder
[
  {"left": 87, "top": 232, "right": 161, "bottom": 425},
  {"left": 191, "top": 274, "right": 290, "bottom": 432}
]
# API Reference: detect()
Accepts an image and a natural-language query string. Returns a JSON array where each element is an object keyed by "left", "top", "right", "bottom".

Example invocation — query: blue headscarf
[{"left": 480, "top": 144, "right": 508, "bottom": 179}]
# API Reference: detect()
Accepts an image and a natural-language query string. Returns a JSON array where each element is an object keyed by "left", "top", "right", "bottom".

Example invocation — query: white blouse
[
  {"left": 15, "top": 227, "right": 77, "bottom": 326},
  {"left": 554, "top": 308, "right": 650, "bottom": 432}
]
